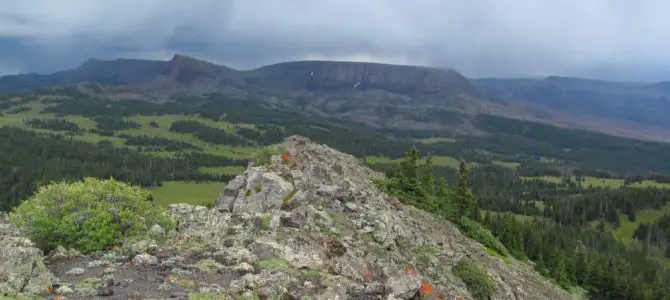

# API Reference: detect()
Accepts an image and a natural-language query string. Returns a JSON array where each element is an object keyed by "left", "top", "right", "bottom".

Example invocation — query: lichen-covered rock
[
  {"left": 0, "top": 235, "right": 53, "bottom": 295},
  {"left": 45, "top": 245, "right": 82, "bottom": 263},
  {"left": 163, "top": 136, "right": 572, "bottom": 299},
  {"left": 131, "top": 253, "right": 158, "bottom": 266}
]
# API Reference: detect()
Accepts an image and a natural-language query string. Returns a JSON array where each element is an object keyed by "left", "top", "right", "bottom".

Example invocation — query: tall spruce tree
[
  {"left": 455, "top": 159, "right": 476, "bottom": 219},
  {"left": 400, "top": 147, "right": 420, "bottom": 188},
  {"left": 421, "top": 154, "right": 435, "bottom": 195}
]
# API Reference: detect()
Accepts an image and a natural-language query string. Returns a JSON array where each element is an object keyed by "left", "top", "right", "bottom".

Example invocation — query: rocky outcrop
[
  {"left": 168, "top": 135, "right": 569, "bottom": 299},
  {"left": 0, "top": 218, "right": 54, "bottom": 296},
  {"left": 5, "top": 136, "right": 571, "bottom": 299}
]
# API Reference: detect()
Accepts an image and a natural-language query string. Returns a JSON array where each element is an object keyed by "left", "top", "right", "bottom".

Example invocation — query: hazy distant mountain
[
  {"left": 2, "top": 54, "right": 670, "bottom": 142},
  {"left": 473, "top": 76, "right": 670, "bottom": 129}
]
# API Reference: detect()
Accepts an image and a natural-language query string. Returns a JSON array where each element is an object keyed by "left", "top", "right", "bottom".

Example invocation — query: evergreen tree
[
  {"left": 421, "top": 154, "right": 435, "bottom": 195},
  {"left": 535, "top": 252, "right": 547, "bottom": 276},
  {"left": 574, "top": 249, "right": 588, "bottom": 285},
  {"left": 483, "top": 210, "right": 492, "bottom": 225},
  {"left": 455, "top": 159, "right": 476, "bottom": 219},
  {"left": 400, "top": 147, "right": 420, "bottom": 187},
  {"left": 437, "top": 177, "right": 455, "bottom": 218},
  {"left": 437, "top": 177, "right": 448, "bottom": 198}
]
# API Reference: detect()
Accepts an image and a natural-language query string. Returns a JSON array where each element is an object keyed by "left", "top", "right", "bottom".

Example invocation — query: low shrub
[
  {"left": 9, "top": 177, "right": 173, "bottom": 253},
  {"left": 453, "top": 260, "right": 494, "bottom": 300},
  {"left": 458, "top": 217, "right": 510, "bottom": 257}
]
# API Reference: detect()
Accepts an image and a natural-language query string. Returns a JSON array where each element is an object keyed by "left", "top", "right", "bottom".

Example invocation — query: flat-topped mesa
[
  {"left": 253, "top": 60, "right": 481, "bottom": 96},
  {"left": 216, "top": 135, "right": 395, "bottom": 214}
]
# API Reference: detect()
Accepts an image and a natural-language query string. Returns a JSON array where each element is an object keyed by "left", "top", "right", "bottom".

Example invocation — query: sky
[{"left": 1, "top": 0, "right": 670, "bottom": 81}]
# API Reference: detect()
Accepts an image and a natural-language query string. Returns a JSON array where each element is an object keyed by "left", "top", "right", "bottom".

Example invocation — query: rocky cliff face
[
  {"left": 0, "top": 136, "right": 570, "bottom": 299},
  {"left": 252, "top": 61, "right": 480, "bottom": 97}
]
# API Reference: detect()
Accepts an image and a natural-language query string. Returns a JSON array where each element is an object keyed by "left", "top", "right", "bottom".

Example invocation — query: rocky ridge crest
[{"left": 0, "top": 136, "right": 570, "bottom": 299}]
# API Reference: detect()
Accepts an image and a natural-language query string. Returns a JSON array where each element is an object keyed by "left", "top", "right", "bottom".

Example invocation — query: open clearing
[
  {"left": 150, "top": 181, "right": 224, "bottom": 207},
  {"left": 521, "top": 175, "right": 670, "bottom": 189},
  {"left": 416, "top": 137, "right": 456, "bottom": 144},
  {"left": 365, "top": 155, "right": 463, "bottom": 168}
]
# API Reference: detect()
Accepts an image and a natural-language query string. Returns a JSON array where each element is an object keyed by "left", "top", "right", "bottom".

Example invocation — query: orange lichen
[
  {"left": 281, "top": 152, "right": 290, "bottom": 163},
  {"left": 165, "top": 274, "right": 177, "bottom": 284},
  {"left": 404, "top": 263, "right": 417, "bottom": 275},
  {"left": 418, "top": 280, "right": 434, "bottom": 296},
  {"left": 362, "top": 265, "right": 374, "bottom": 282},
  {"left": 174, "top": 235, "right": 189, "bottom": 245}
]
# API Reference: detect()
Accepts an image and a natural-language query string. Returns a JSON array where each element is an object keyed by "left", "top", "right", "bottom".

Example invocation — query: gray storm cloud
[{"left": 1, "top": 0, "right": 669, "bottom": 80}]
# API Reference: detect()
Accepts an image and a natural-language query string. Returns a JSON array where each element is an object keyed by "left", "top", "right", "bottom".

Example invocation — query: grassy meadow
[
  {"left": 151, "top": 181, "right": 225, "bottom": 207},
  {"left": 365, "top": 155, "right": 464, "bottom": 168},
  {"left": 521, "top": 175, "right": 670, "bottom": 189},
  {"left": 0, "top": 99, "right": 255, "bottom": 207}
]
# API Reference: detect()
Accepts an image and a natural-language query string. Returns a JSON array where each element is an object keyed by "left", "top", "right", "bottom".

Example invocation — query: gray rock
[
  {"left": 0, "top": 235, "right": 53, "bottom": 295},
  {"left": 56, "top": 285, "right": 74, "bottom": 294},
  {"left": 66, "top": 267, "right": 86, "bottom": 275},
  {"left": 96, "top": 287, "right": 114, "bottom": 296},
  {"left": 223, "top": 238, "right": 235, "bottom": 247},
  {"left": 150, "top": 224, "right": 165, "bottom": 236},
  {"left": 385, "top": 273, "right": 422, "bottom": 299},
  {"left": 46, "top": 245, "right": 81, "bottom": 262},
  {"left": 233, "top": 262, "right": 255, "bottom": 274},
  {"left": 131, "top": 253, "right": 158, "bottom": 266}
]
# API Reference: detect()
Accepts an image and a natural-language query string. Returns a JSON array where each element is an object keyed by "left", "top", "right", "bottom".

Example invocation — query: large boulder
[{"left": 0, "top": 234, "right": 53, "bottom": 295}]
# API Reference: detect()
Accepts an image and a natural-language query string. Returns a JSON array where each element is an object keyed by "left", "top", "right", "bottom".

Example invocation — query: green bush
[
  {"left": 9, "top": 177, "right": 173, "bottom": 253},
  {"left": 459, "top": 217, "right": 510, "bottom": 257},
  {"left": 454, "top": 260, "right": 494, "bottom": 300},
  {"left": 251, "top": 146, "right": 284, "bottom": 166}
]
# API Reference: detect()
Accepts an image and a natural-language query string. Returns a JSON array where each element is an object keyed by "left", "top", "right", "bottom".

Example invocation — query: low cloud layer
[{"left": 1, "top": 0, "right": 669, "bottom": 80}]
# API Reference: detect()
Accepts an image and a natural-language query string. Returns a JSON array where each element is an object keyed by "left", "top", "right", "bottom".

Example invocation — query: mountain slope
[{"left": 0, "top": 136, "right": 571, "bottom": 299}]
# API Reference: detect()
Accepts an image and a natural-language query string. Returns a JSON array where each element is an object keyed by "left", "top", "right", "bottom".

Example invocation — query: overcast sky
[{"left": 1, "top": 0, "right": 670, "bottom": 81}]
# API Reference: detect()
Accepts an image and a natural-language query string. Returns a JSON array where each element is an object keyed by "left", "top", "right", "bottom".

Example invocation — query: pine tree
[
  {"left": 535, "top": 252, "right": 547, "bottom": 276},
  {"left": 455, "top": 159, "right": 475, "bottom": 219},
  {"left": 553, "top": 256, "right": 570, "bottom": 288},
  {"left": 421, "top": 154, "right": 435, "bottom": 195},
  {"left": 400, "top": 147, "right": 420, "bottom": 188},
  {"left": 483, "top": 210, "right": 492, "bottom": 225},
  {"left": 437, "top": 177, "right": 448, "bottom": 198},
  {"left": 473, "top": 203, "right": 482, "bottom": 222},
  {"left": 437, "top": 177, "right": 455, "bottom": 218},
  {"left": 575, "top": 249, "right": 588, "bottom": 285}
]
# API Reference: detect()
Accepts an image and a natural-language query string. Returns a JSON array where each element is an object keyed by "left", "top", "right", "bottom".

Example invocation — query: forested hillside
[
  {"left": 377, "top": 150, "right": 670, "bottom": 299},
  {"left": 2, "top": 72, "right": 670, "bottom": 299}
]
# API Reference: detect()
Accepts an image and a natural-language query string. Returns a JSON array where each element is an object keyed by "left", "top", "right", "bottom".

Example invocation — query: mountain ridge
[{"left": 3, "top": 53, "right": 670, "bottom": 143}]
